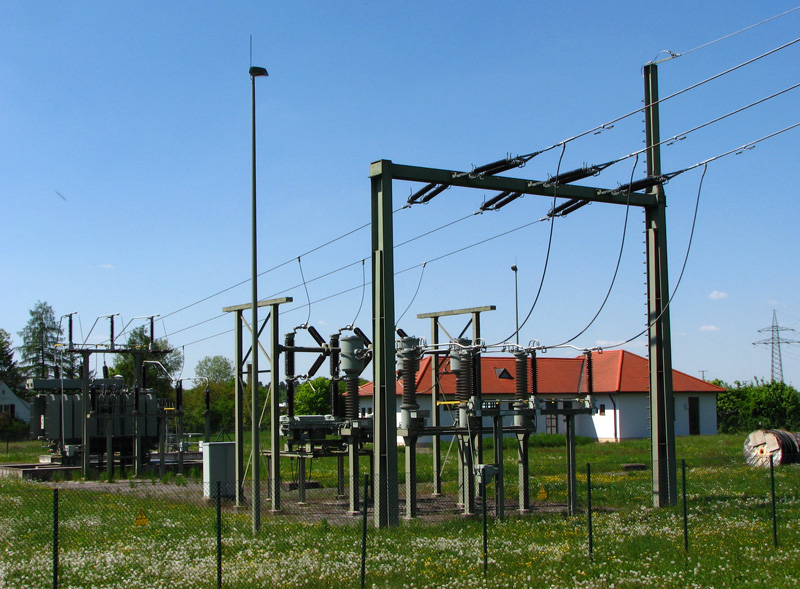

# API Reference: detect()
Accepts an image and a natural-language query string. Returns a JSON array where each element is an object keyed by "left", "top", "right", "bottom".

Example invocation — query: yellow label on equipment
[{"left": 134, "top": 509, "right": 149, "bottom": 526}]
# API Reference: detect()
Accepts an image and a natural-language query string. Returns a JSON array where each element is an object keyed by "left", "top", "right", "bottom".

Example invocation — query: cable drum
[{"left": 743, "top": 429, "right": 800, "bottom": 467}]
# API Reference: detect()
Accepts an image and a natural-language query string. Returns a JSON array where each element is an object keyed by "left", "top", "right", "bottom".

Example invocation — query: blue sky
[{"left": 2, "top": 1, "right": 799, "bottom": 387}]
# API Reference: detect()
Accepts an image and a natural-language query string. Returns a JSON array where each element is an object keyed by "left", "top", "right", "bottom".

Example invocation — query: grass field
[{"left": 2, "top": 434, "right": 799, "bottom": 587}]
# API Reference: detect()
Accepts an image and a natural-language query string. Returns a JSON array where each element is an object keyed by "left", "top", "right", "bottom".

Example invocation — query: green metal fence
[{"left": 2, "top": 457, "right": 800, "bottom": 588}]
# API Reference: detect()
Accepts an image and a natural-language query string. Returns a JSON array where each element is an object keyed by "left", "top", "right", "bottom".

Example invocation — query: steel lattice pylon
[{"left": 753, "top": 310, "right": 800, "bottom": 383}]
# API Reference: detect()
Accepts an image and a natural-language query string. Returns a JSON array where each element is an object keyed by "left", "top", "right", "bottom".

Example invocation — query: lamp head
[
  {"left": 249, "top": 66, "right": 269, "bottom": 77},
  {"left": 511, "top": 265, "right": 518, "bottom": 272}
]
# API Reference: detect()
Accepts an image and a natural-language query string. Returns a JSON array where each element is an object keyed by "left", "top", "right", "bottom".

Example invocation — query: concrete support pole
[
  {"left": 516, "top": 433, "right": 530, "bottom": 513},
  {"left": 644, "top": 62, "right": 677, "bottom": 508}
]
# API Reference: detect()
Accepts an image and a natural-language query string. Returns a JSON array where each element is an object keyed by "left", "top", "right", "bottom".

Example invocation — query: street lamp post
[
  {"left": 511, "top": 265, "right": 519, "bottom": 345},
  {"left": 249, "top": 64, "right": 268, "bottom": 533}
]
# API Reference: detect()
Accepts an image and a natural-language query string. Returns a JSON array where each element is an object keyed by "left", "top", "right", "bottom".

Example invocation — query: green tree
[
  {"left": 16, "top": 301, "right": 62, "bottom": 381},
  {"left": 183, "top": 379, "right": 235, "bottom": 434},
  {"left": 293, "top": 377, "right": 349, "bottom": 416},
  {"left": 110, "top": 326, "right": 183, "bottom": 397},
  {"left": 0, "top": 412, "right": 29, "bottom": 442},
  {"left": 195, "top": 355, "right": 234, "bottom": 384},
  {"left": 0, "top": 329, "right": 24, "bottom": 392},
  {"left": 182, "top": 356, "right": 236, "bottom": 434}
]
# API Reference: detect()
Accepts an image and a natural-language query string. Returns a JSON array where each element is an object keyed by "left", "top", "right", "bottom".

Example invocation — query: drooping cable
[
  {"left": 396, "top": 262, "right": 427, "bottom": 328},
  {"left": 297, "top": 256, "right": 312, "bottom": 328},
  {"left": 347, "top": 258, "right": 367, "bottom": 329},
  {"left": 551, "top": 155, "right": 639, "bottom": 348},
  {"left": 173, "top": 214, "right": 552, "bottom": 348},
  {"left": 160, "top": 219, "right": 371, "bottom": 321},
  {"left": 497, "top": 143, "right": 566, "bottom": 345},
  {"left": 598, "top": 164, "right": 709, "bottom": 351}
]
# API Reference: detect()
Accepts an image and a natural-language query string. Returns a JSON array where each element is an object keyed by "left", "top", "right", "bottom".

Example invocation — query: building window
[
  {"left": 599, "top": 404, "right": 606, "bottom": 416},
  {"left": 0, "top": 404, "right": 14, "bottom": 419}
]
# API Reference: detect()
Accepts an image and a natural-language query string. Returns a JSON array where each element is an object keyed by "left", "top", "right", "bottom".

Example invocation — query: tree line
[{"left": 715, "top": 378, "right": 800, "bottom": 433}]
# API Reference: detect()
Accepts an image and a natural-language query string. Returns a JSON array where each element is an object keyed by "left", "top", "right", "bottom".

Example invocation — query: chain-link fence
[{"left": 2, "top": 453, "right": 800, "bottom": 588}]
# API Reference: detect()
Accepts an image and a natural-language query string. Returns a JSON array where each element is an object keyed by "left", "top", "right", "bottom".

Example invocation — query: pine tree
[
  {"left": 0, "top": 329, "right": 24, "bottom": 391},
  {"left": 16, "top": 301, "right": 62, "bottom": 380}
]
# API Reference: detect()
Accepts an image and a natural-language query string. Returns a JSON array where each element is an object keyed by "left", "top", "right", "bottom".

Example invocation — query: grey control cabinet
[{"left": 202, "top": 441, "right": 236, "bottom": 498}]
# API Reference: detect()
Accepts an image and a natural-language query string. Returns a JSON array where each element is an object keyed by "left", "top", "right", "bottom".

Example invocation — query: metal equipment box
[{"left": 202, "top": 442, "right": 236, "bottom": 499}]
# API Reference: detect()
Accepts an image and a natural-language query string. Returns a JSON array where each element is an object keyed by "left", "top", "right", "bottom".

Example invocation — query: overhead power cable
[
  {"left": 173, "top": 213, "right": 552, "bottom": 349},
  {"left": 652, "top": 6, "right": 800, "bottom": 64},
  {"left": 497, "top": 143, "right": 567, "bottom": 345},
  {"left": 166, "top": 209, "right": 477, "bottom": 342},
  {"left": 160, "top": 220, "right": 371, "bottom": 321},
  {"left": 408, "top": 37, "right": 800, "bottom": 210},
  {"left": 589, "top": 164, "right": 709, "bottom": 353},
  {"left": 668, "top": 121, "right": 800, "bottom": 177},
  {"left": 549, "top": 154, "right": 639, "bottom": 347}
]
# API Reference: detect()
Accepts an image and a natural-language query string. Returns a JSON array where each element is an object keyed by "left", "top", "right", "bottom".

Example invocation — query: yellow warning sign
[
  {"left": 134, "top": 509, "right": 149, "bottom": 526},
  {"left": 537, "top": 486, "right": 548, "bottom": 501}
]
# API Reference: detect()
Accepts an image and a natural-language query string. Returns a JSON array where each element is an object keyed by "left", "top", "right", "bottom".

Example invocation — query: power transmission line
[{"left": 753, "top": 310, "right": 800, "bottom": 383}]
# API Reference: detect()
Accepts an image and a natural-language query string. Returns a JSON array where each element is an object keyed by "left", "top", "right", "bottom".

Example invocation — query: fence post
[
  {"left": 682, "top": 459, "right": 688, "bottom": 551},
  {"left": 770, "top": 453, "right": 778, "bottom": 547},
  {"left": 361, "top": 474, "right": 368, "bottom": 589},
  {"left": 52, "top": 488, "right": 59, "bottom": 589},
  {"left": 586, "top": 463, "right": 593, "bottom": 559},
  {"left": 482, "top": 474, "right": 488, "bottom": 575},
  {"left": 216, "top": 480, "right": 222, "bottom": 588}
]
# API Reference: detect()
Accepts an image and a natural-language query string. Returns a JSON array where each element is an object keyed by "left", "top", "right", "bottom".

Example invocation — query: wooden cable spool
[{"left": 743, "top": 429, "right": 800, "bottom": 467}]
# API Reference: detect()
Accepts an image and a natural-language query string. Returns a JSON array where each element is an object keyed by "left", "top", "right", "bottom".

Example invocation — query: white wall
[
  {"left": 0, "top": 383, "right": 31, "bottom": 423},
  {"left": 388, "top": 390, "right": 718, "bottom": 443}
]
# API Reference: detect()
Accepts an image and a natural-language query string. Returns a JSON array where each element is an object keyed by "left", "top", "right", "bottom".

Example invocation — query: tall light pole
[
  {"left": 511, "top": 265, "right": 519, "bottom": 345},
  {"left": 249, "top": 64, "right": 268, "bottom": 533}
]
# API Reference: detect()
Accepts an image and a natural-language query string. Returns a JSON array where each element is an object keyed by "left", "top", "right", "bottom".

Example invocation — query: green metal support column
[
  {"left": 269, "top": 300, "right": 283, "bottom": 513},
  {"left": 234, "top": 311, "right": 244, "bottom": 506},
  {"left": 222, "top": 298, "right": 291, "bottom": 515},
  {"left": 644, "top": 62, "right": 677, "bottom": 507},
  {"left": 80, "top": 351, "right": 91, "bottom": 477},
  {"left": 430, "top": 322, "right": 442, "bottom": 496},
  {"left": 370, "top": 159, "right": 399, "bottom": 528}
]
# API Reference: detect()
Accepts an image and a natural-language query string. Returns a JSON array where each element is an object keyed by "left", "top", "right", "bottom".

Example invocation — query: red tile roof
[{"left": 359, "top": 350, "right": 723, "bottom": 396}]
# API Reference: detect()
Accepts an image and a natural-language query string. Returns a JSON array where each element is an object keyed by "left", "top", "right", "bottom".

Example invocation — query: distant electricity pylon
[{"left": 753, "top": 310, "right": 800, "bottom": 383}]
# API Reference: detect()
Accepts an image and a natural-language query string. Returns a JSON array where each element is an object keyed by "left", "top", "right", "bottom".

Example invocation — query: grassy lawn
[{"left": 2, "top": 433, "right": 800, "bottom": 587}]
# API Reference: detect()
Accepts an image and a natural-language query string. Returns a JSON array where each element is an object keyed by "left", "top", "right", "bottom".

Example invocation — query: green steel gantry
[{"left": 368, "top": 63, "right": 676, "bottom": 527}]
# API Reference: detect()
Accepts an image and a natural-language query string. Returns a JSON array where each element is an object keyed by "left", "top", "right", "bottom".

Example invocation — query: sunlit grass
[{"left": 3, "top": 434, "right": 799, "bottom": 587}]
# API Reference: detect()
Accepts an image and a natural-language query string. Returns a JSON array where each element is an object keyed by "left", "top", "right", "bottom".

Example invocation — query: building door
[{"left": 688, "top": 397, "right": 700, "bottom": 435}]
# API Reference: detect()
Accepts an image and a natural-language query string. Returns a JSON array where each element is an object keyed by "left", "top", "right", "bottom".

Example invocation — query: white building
[
  {"left": 360, "top": 350, "right": 722, "bottom": 441},
  {"left": 0, "top": 381, "right": 31, "bottom": 424}
]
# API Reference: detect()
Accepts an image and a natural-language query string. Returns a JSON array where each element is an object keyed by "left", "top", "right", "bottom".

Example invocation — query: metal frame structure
[
  {"left": 369, "top": 64, "right": 676, "bottom": 525},
  {"left": 222, "top": 296, "right": 290, "bottom": 528}
]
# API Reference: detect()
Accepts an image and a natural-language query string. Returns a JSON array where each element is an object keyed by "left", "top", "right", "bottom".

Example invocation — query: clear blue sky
[{"left": 2, "top": 1, "right": 799, "bottom": 387}]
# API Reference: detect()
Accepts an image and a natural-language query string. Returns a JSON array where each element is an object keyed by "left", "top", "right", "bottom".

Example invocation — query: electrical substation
[
  {"left": 7, "top": 63, "right": 684, "bottom": 530},
  {"left": 219, "top": 62, "right": 679, "bottom": 529},
  {"left": 23, "top": 315, "right": 204, "bottom": 480}
]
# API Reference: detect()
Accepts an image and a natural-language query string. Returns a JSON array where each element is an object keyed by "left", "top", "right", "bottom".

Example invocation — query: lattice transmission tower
[{"left": 753, "top": 310, "right": 800, "bottom": 383}]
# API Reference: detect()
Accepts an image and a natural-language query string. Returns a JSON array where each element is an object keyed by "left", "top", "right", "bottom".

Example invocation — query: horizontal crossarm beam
[{"left": 369, "top": 160, "right": 657, "bottom": 208}]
